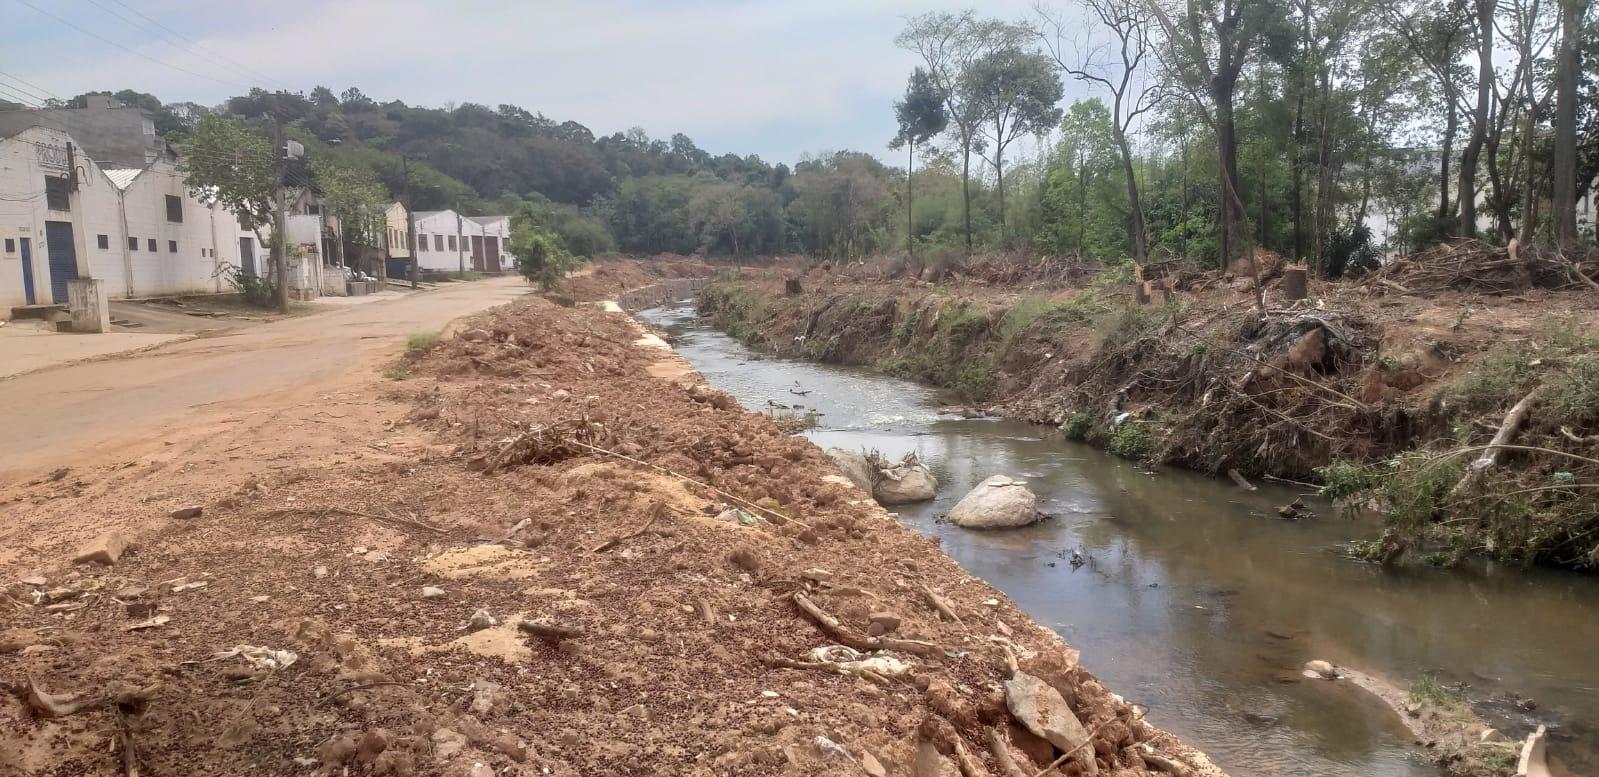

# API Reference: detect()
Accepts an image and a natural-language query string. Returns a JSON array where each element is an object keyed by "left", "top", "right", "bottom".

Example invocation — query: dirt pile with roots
[{"left": 0, "top": 290, "right": 1221, "bottom": 776}]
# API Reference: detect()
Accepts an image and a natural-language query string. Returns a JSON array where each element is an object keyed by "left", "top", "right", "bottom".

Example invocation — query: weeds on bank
[
  {"left": 382, "top": 363, "right": 411, "bottom": 381},
  {"left": 1061, "top": 412, "right": 1092, "bottom": 440},
  {"left": 407, "top": 330, "right": 441, "bottom": 350},
  {"left": 1107, "top": 421, "right": 1153, "bottom": 460}
]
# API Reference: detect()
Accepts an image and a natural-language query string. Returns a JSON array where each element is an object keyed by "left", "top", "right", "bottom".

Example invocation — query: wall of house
[
  {"left": 413, "top": 211, "right": 483, "bottom": 271},
  {"left": 96, "top": 158, "right": 241, "bottom": 299},
  {"left": 0, "top": 100, "right": 161, "bottom": 169},
  {"left": 474, "top": 217, "right": 515, "bottom": 271},
  {"left": 0, "top": 126, "right": 123, "bottom": 313},
  {"left": 385, "top": 203, "right": 410, "bottom": 259}
]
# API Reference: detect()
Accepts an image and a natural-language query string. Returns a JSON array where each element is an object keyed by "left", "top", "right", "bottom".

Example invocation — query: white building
[
  {"left": 410, "top": 209, "right": 513, "bottom": 273},
  {"left": 1, "top": 125, "right": 243, "bottom": 316}
]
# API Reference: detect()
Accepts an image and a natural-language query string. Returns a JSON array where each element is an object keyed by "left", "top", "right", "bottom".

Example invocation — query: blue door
[
  {"left": 44, "top": 221, "right": 78, "bottom": 304},
  {"left": 239, "top": 236, "right": 256, "bottom": 275},
  {"left": 19, "top": 237, "right": 35, "bottom": 305}
]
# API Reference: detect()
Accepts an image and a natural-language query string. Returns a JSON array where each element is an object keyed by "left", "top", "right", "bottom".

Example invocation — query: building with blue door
[{"left": 1, "top": 124, "right": 245, "bottom": 318}]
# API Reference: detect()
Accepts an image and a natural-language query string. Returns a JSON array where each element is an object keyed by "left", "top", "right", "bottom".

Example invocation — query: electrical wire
[
  {"left": 14, "top": 0, "right": 254, "bottom": 91},
  {"left": 0, "top": 84, "right": 43, "bottom": 108},
  {"left": 76, "top": 0, "right": 290, "bottom": 91},
  {"left": 0, "top": 69, "right": 62, "bottom": 103},
  {"left": 0, "top": 76, "right": 52, "bottom": 106}
]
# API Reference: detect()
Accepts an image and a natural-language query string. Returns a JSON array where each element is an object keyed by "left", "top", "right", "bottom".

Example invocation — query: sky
[{"left": 1, "top": 0, "right": 1094, "bottom": 166}]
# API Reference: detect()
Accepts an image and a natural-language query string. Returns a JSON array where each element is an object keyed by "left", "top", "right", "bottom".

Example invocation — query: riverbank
[
  {"left": 698, "top": 251, "right": 1599, "bottom": 570},
  {"left": 0, "top": 269, "right": 1220, "bottom": 776}
]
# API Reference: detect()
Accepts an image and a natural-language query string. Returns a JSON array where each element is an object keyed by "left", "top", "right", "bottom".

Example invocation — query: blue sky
[{"left": 2, "top": 0, "right": 1090, "bottom": 165}]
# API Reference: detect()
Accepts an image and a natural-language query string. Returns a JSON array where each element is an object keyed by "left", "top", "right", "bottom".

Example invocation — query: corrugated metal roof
[
  {"left": 104, "top": 168, "right": 143, "bottom": 190},
  {"left": 468, "top": 215, "right": 506, "bottom": 224},
  {"left": 413, "top": 210, "right": 445, "bottom": 220}
]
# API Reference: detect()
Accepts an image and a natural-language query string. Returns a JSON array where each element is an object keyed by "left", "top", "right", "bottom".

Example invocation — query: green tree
[
  {"left": 890, "top": 68, "right": 950, "bottom": 258},
  {"left": 962, "top": 47, "right": 1064, "bottom": 245},
  {"left": 511, "top": 204, "right": 582, "bottom": 289}
]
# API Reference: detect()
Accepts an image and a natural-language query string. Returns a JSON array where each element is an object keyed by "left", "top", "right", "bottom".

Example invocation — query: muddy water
[{"left": 638, "top": 304, "right": 1599, "bottom": 777}]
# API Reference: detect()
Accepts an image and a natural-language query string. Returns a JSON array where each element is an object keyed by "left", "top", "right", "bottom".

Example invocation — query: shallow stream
[{"left": 638, "top": 303, "right": 1599, "bottom": 777}]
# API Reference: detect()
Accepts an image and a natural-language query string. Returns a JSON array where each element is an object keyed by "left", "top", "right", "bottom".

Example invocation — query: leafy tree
[
  {"left": 177, "top": 115, "right": 276, "bottom": 246},
  {"left": 890, "top": 68, "right": 950, "bottom": 258},
  {"left": 511, "top": 205, "right": 582, "bottom": 288},
  {"left": 962, "top": 47, "right": 1064, "bottom": 245}
]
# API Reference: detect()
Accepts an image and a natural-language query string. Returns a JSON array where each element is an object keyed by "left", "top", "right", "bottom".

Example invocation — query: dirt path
[
  {"left": 0, "top": 276, "right": 529, "bottom": 483},
  {"left": 0, "top": 280, "right": 1219, "bottom": 777}
]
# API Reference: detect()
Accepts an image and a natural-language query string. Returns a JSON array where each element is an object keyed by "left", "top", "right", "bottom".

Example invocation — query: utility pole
[
  {"left": 271, "top": 108, "right": 290, "bottom": 313},
  {"left": 402, "top": 155, "right": 417, "bottom": 289},
  {"left": 456, "top": 206, "right": 465, "bottom": 274}
]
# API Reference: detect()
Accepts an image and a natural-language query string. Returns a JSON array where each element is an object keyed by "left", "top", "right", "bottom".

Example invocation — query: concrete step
[{"left": 10, "top": 304, "right": 67, "bottom": 321}]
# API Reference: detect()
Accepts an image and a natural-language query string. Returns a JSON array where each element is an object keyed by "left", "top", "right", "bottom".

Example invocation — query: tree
[
  {"left": 312, "top": 156, "right": 389, "bottom": 266},
  {"left": 1038, "top": 99, "right": 1127, "bottom": 257},
  {"left": 1553, "top": 0, "right": 1593, "bottom": 246},
  {"left": 890, "top": 68, "right": 950, "bottom": 259},
  {"left": 898, "top": 12, "right": 1030, "bottom": 253},
  {"left": 963, "top": 47, "right": 1064, "bottom": 245},
  {"left": 1386, "top": 0, "right": 1472, "bottom": 229},
  {"left": 178, "top": 115, "right": 276, "bottom": 253},
  {"left": 1039, "top": 0, "right": 1165, "bottom": 262},
  {"left": 1459, "top": 0, "right": 1498, "bottom": 237},
  {"left": 510, "top": 204, "right": 582, "bottom": 289}
]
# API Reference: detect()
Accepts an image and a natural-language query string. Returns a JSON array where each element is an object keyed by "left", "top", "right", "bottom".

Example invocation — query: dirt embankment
[
  {"left": 0, "top": 273, "right": 1218, "bottom": 775},
  {"left": 700, "top": 248, "right": 1599, "bottom": 569}
]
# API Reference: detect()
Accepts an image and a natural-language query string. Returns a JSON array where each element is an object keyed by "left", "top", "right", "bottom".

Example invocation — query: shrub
[
  {"left": 1061, "top": 412, "right": 1092, "bottom": 440},
  {"left": 1107, "top": 421, "right": 1152, "bottom": 460},
  {"left": 1316, "top": 460, "right": 1383, "bottom": 501}
]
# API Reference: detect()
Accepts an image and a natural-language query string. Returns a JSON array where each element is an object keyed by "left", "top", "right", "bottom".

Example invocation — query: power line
[
  {"left": 0, "top": 71, "right": 58, "bottom": 104},
  {"left": 14, "top": 0, "right": 254, "bottom": 91},
  {"left": 0, "top": 83, "right": 43, "bottom": 108},
  {"left": 76, "top": 0, "right": 290, "bottom": 91}
]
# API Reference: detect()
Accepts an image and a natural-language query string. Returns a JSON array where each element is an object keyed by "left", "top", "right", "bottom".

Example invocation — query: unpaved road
[{"left": 0, "top": 276, "right": 529, "bottom": 483}]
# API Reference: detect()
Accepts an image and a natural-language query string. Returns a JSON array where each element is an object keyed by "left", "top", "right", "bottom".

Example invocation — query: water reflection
[{"left": 640, "top": 304, "right": 1599, "bottom": 777}]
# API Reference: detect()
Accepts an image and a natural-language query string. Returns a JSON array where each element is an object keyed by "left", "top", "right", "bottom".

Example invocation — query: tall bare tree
[
  {"left": 964, "top": 47, "right": 1064, "bottom": 245},
  {"left": 1459, "top": 0, "right": 1499, "bottom": 237},
  {"left": 1553, "top": 0, "right": 1593, "bottom": 246},
  {"left": 1038, "top": 0, "right": 1165, "bottom": 263}
]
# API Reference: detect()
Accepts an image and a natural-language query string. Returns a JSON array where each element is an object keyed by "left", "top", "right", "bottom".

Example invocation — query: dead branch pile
[
  {"left": 486, "top": 418, "right": 606, "bottom": 471},
  {"left": 1364, "top": 239, "right": 1599, "bottom": 294}
]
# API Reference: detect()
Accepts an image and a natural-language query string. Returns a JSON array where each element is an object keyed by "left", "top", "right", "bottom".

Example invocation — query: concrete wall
[
  {"left": 95, "top": 158, "right": 241, "bottom": 299},
  {"left": 413, "top": 210, "right": 483, "bottom": 272},
  {"left": 0, "top": 126, "right": 123, "bottom": 312},
  {"left": 0, "top": 101, "right": 161, "bottom": 169},
  {"left": 472, "top": 216, "right": 515, "bottom": 271},
  {"left": 385, "top": 202, "right": 410, "bottom": 259}
]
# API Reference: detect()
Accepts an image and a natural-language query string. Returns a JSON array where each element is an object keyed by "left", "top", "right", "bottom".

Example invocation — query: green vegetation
[
  {"left": 381, "top": 363, "right": 411, "bottom": 381},
  {"left": 447, "top": 270, "right": 483, "bottom": 282},
  {"left": 1061, "top": 412, "right": 1092, "bottom": 441},
  {"left": 406, "top": 330, "right": 440, "bottom": 350},
  {"left": 1107, "top": 421, "right": 1153, "bottom": 460}
]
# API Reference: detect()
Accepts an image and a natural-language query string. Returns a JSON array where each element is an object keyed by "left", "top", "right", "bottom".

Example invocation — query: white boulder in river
[
  {"left": 947, "top": 475, "right": 1039, "bottom": 528},
  {"left": 871, "top": 452, "right": 938, "bottom": 504},
  {"left": 825, "top": 448, "right": 877, "bottom": 494}
]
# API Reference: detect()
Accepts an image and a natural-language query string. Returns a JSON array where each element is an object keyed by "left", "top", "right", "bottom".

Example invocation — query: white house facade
[{"left": 411, "top": 209, "right": 513, "bottom": 273}]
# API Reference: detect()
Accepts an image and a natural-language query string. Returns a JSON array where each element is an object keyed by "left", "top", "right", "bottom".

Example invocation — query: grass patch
[
  {"left": 1544, "top": 355, "right": 1599, "bottom": 425},
  {"left": 447, "top": 270, "right": 483, "bottom": 281},
  {"left": 1446, "top": 343, "right": 1535, "bottom": 415},
  {"left": 406, "top": 330, "right": 441, "bottom": 350},
  {"left": 382, "top": 363, "right": 411, "bottom": 381},
  {"left": 1407, "top": 674, "right": 1469, "bottom": 714}
]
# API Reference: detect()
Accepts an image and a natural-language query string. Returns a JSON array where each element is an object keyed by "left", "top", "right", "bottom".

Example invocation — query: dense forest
[{"left": 11, "top": 0, "right": 1599, "bottom": 273}]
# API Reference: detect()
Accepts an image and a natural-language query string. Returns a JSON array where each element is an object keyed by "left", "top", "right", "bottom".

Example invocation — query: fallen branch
[
  {"left": 591, "top": 501, "right": 666, "bottom": 553},
  {"left": 1450, "top": 387, "right": 1541, "bottom": 498},
  {"left": 269, "top": 506, "right": 446, "bottom": 535},
  {"left": 1556, "top": 250, "right": 1599, "bottom": 291},
  {"left": 765, "top": 656, "right": 890, "bottom": 684},
  {"left": 920, "top": 585, "right": 963, "bottom": 625},
  {"left": 988, "top": 728, "right": 1031, "bottom": 777},
  {"left": 1227, "top": 469, "right": 1257, "bottom": 491},
  {"left": 791, "top": 592, "right": 942, "bottom": 657},
  {"left": 516, "top": 619, "right": 585, "bottom": 642}
]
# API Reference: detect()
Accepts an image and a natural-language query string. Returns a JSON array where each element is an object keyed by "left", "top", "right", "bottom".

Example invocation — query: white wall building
[
  {"left": 469, "top": 215, "right": 515, "bottom": 272},
  {"left": 412, "top": 209, "right": 514, "bottom": 273},
  {"left": 1, "top": 126, "right": 243, "bottom": 316}
]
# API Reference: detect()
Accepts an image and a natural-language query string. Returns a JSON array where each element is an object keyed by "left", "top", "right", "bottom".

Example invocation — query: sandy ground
[
  {"left": 0, "top": 324, "right": 189, "bottom": 380},
  {"left": 0, "top": 264, "right": 1218, "bottom": 777}
]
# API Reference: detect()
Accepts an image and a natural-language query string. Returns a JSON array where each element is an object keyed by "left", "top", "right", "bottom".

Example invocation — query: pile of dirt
[
  {"left": 560, "top": 255, "right": 714, "bottom": 302},
  {"left": 0, "top": 294, "right": 1220, "bottom": 775}
]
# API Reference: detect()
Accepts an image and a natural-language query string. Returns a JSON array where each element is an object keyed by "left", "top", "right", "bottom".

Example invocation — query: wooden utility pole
[
  {"left": 402, "top": 155, "right": 418, "bottom": 289},
  {"left": 271, "top": 111, "right": 290, "bottom": 314},
  {"left": 456, "top": 207, "right": 465, "bottom": 274}
]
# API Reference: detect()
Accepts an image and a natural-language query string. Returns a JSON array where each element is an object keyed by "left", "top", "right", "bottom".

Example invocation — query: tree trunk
[
  {"left": 961, "top": 137, "right": 974, "bottom": 254},
  {"left": 1314, "top": 68, "right": 1337, "bottom": 275},
  {"left": 1077, "top": 145, "right": 1088, "bottom": 256},
  {"left": 1553, "top": 0, "right": 1589, "bottom": 247},
  {"left": 907, "top": 140, "right": 916, "bottom": 259},
  {"left": 996, "top": 141, "right": 1007, "bottom": 248},
  {"left": 1115, "top": 128, "right": 1148, "bottom": 264},
  {"left": 1216, "top": 83, "right": 1243, "bottom": 264},
  {"left": 1181, "top": 137, "right": 1190, "bottom": 260},
  {"left": 1440, "top": 102, "right": 1457, "bottom": 223},
  {"left": 1292, "top": 83, "right": 1306, "bottom": 261},
  {"left": 1458, "top": 0, "right": 1497, "bottom": 239}
]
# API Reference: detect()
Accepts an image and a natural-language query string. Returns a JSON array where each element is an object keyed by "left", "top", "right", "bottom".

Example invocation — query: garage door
[{"left": 45, "top": 221, "right": 78, "bottom": 304}]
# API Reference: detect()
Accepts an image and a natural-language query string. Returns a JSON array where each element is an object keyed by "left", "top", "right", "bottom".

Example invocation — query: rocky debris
[
  {"left": 421, "top": 586, "right": 447, "bottom": 599},
  {"left": 431, "top": 728, "right": 468, "bottom": 760},
  {"left": 871, "top": 452, "right": 938, "bottom": 505},
  {"left": 72, "top": 531, "right": 128, "bottom": 565},
  {"left": 312, "top": 565, "right": 329, "bottom": 579},
  {"left": 459, "top": 328, "right": 492, "bottom": 342},
  {"left": 169, "top": 505, "right": 203, "bottom": 520},
  {"left": 470, "top": 679, "right": 500, "bottom": 715},
  {"left": 551, "top": 388, "right": 571, "bottom": 401},
  {"left": 467, "top": 609, "right": 498, "bottom": 630},
  {"left": 685, "top": 382, "right": 738, "bottom": 410},
  {"left": 1006, "top": 671, "right": 1099, "bottom": 775},
  {"left": 861, "top": 751, "right": 887, "bottom": 777},
  {"left": 947, "top": 476, "right": 1040, "bottom": 529},
  {"left": 825, "top": 448, "right": 876, "bottom": 494},
  {"left": 1303, "top": 660, "right": 1339, "bottom": 680},
  {"left": 866, "top": 611, "right": 902, "bottom": 637},
  {"left": 1276, "top": 498, "right": 1314, "bottom": 520}
]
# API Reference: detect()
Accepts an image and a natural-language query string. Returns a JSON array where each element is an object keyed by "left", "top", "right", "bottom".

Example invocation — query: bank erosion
[
  {"left": 700, "top": 245, "right": 1599, "bottom": 571},
  {"left": 0, "top": 262, "right": 1221, "bottom": 776}
]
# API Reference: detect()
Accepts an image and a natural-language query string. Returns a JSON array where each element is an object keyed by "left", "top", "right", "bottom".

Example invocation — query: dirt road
[{"left": 0, "top": 276, "right": 529, "bottom": 483}]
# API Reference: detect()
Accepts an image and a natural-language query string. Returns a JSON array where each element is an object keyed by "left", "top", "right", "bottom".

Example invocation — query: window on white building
[
  {"left": 166, "top": 195, "right": 183, "bottom": 223},
  {"left": 435, "top": 234, "right": 444, "bottom": 251},
  {"left": 147, "top": 238, "right": 157, "bottom": 252},
  {"left": 418, "top": 233, "right": 428, "bottom": 251},
  {"left": 97, "top": 234, "right": 109, "bottom": 250},
  {"left": 168, "top": 240, "right": 178, "bottom": 253},
  {"left": 448, "top": 235, "right": 457, "bottom": 251},
  {"left": 129, "top": 237, "right": 139, "bottom": 251},
  {"left": 44, "top": 177, "right": 70, "bottom": 211}
]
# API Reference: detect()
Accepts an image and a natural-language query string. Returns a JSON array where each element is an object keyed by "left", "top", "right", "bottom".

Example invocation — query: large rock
[
  {"left": 73, "top": 532, "right": 128, "bottom": 565},
  {"left": 1005, "top": 671, "right": 1098, "bottom": 775},
  {"left": 826, "top": 448, "right": 876, "bottom": 494},
  {"left": 872, "top": 453, "right": 937, "bottom": 504},
  {"left": 947, "top": 476, "right": 1039, "bottom": 529}
]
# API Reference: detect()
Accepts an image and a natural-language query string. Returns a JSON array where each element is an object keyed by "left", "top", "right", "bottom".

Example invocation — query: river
[{"left": 638, "top": 303, "right": 1599, "bottom": 777}]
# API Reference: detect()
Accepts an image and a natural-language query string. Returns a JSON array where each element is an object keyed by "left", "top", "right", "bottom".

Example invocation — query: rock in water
[
  {"left": 872, "top": 453, "right": 938, "bottom": 504},
  {"left": 1303, "top": 659, "right": 1338, "bottom": 680},
  {"left": 1004, "top": 671, "right": 1098, "bottom": 775},
  {"left": 825, "top": 448, "right": 876, "bottom": 494},
  {"left": 947, "top": 476, "right": 1038, "bottom": 528}
]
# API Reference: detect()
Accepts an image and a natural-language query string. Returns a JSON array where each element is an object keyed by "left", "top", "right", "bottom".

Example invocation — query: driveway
[{"left": 0, "top": 275, "right": 530, "bottom": 482}]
